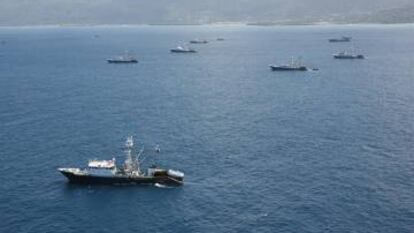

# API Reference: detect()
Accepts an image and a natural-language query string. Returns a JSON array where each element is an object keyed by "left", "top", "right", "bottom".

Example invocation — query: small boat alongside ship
[
  {"left": 170, "top": 45, "right": 197, "bottom": 53},
  {"left": 329, "top": 36, "right": 352, "bottom": 42},
  {"left": 107, "top": 52, "right": 138, "bottom": 63},
  {"left": 58, "top": 136, "right": 184, "bottom": 186},
  {"left": 270, "top": 57, "right": 308, "bottom": 71}
]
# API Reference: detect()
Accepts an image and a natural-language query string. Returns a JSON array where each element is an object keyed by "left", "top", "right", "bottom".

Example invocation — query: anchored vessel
[
  {"left": 107, "top": 52, "right": 138, "bottom": 63},
  {"left": 270, "top": 57, "right": 308, "bottom": 71},
  {"left": 170, "top": 45, "right": 197, "bottom": 53},
  {"left": 58, "top": 137, "right": 184, "bottom": 186},
  {"left": 329, "top": 36, "right": 352, "bottom": 42},
  {"left": 333, "top": 51, "right": 365, "bottom": 59}
]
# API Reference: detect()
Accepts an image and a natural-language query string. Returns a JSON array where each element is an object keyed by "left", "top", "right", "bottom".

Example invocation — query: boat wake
[{"left": 154, "top": 183, "right": 171, "bottom": 188}]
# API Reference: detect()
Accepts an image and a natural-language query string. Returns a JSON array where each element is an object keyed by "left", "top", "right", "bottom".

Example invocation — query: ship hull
[
  {"left": 107, "top": 60, "right": 138, "bottom": 63},
  {"left": 270, "top": 66, "right": 307, "bottom": 71},
  {"left": 329, "top": 39, "right": 350, "bottom": 42},
  {"left": 59, "top": 170, "right": 183, "bottom": 186},
  {"left": 190, "top": 41, "right": 208, "bottom": 44},
  {"left": 329, "top": 37, "right": 351, "bottom": 42},
  {"left": 334, "top": 55, "right": 364, "bottom": 59},
  {"left": 170, "top": 49, "right": 196, "bottom": 53}
]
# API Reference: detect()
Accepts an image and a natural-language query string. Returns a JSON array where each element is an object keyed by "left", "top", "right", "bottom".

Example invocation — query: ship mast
[{"left": 124, "top": 136, "right": 141, "bottom": 174}]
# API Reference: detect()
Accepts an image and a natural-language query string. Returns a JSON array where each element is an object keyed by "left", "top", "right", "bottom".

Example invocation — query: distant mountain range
[
  {"left": 353, "top": 5, "right": 414, "bottom": 24},
  {"left": 250, "top": 5, "right": 414, "bottom": 25},
  {"left": 0, "top": 1, "right": 413, "bottom": 26}
]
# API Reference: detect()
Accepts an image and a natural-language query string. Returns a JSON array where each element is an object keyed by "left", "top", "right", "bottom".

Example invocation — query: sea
[{"left": 0, "top": 24, "right": 413, "bottom": 233}]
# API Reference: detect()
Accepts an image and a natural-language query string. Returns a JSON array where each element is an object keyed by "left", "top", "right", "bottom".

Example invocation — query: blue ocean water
[{"left": 0, "top": 25, "right": 413, "bottom": 233}]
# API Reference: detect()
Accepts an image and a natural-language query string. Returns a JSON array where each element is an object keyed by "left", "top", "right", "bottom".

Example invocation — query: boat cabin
[{"left": 88, "top": 158, "right": 116, "bottom": 169}]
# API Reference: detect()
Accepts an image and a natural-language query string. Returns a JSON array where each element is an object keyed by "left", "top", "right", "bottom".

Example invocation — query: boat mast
[{"left": 124, "top": 136, "right": 139, "bottom": 173}]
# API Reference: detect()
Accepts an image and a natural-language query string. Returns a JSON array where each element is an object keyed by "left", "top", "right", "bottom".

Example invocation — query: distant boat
[
  {"left": 329, "top": 36, "right": 352, "bottom": 42},
  {"left": 190, "top": 39, "right": 208, "bottom": 44},
  {"left": 170, "top": 45, "right": 197, "bottom": 53},
  {"left": 270, "top": 57, "right": 308, "bottom": 71},
  {"left": 107, "top": 51, "right": 138, "bottom": 63},
  {"left": 216, "top": 38, "right": 225, "bottom": 41},
  {"left": 155, "top": 145, "right": 161, "bottom": 153},
  {"left": 333, "top": 51, "right": 365, "bottom": 59}
]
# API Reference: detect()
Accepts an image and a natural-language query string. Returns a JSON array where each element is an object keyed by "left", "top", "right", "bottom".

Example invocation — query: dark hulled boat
[
  {"left": 107, "top": 52, "right": 138, "bottom": 63},
  {"left": 58, "top": 166, "right": 184, "bottom": 186},
  {"left": 58, "top": 137, "right": 184, "bottom": 186},
  {"left": 270, "top": 57, "right": 308, "bottom": 71},
  {"left": 170, "top": 46, "right": 197, "bottom": 53},
  {"left": 333, "top": 51, "right": 365, "bottom": 59},
  {"left": 329, "top": 36, "right": 352, "bottom": 42},
  {"left": 190, "top": 39, "right": 208, "bottom": 44},
  {"left": 270, "top": 65, "right": 308, "bottom": 71},
  {"left": 107, "top": 59, "right": 138, "bottom": 63}
]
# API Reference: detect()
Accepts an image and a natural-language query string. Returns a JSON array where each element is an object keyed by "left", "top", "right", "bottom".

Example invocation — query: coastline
[{"left": 0, "top": 22, "right": 413, "bottom": 29}]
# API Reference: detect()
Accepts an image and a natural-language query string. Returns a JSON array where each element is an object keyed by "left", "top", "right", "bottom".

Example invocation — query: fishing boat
[
  {"left": 170, "top": 45, "right": 197, "bottom": 53},
  {"left": 107, "top": 51, "right": 138, "bottom": 63},
  {"left": 329, "top": 36, "right": 352, "bottom": 42},
  {"left": 333, "top": 50, "right": 365, "bottom": 59},
  {"left": 270, "top": 57, "right": 308, "bottom": 71},
  {"left": 190, "top": 39, "right": 208, "bottom": 44},
  {"left": 58, "top": 136, "right": 184, "bottom": 186}
]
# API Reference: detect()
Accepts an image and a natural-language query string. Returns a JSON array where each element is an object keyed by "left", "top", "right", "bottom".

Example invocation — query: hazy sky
[{"left": 0, "top": 0, "right": 412, "bottom": 25}]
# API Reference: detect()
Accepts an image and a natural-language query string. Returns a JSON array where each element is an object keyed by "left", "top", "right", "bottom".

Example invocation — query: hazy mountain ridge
[
  {"left": 357, "top": 5, "right": 414, "bottom": 24},
  {"left": 0, "top": 0, "right": 413, "bottom": 26},
  {"left": 250, "top": 5, "right": 414, "bottom": 25}
]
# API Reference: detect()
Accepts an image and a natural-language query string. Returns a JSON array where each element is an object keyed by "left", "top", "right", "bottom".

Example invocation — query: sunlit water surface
[{"left": 0, "top": 25, "right": 413, "bottom": 233}]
